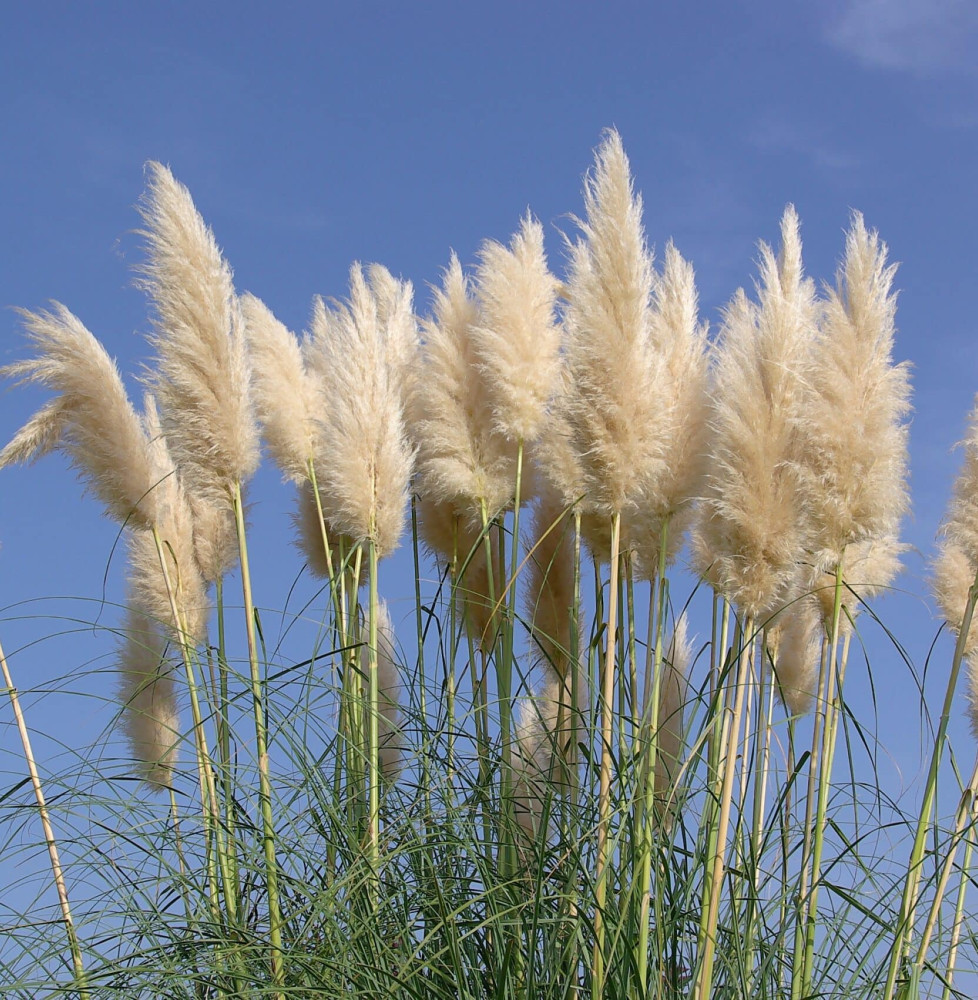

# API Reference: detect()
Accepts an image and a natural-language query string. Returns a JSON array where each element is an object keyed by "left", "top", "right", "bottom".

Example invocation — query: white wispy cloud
[
  {"left": 826, "top": 0, "right": 978, "bottom": 75},
  {"left": 749, "top": 116, "right": 861, "bottom": 174}
]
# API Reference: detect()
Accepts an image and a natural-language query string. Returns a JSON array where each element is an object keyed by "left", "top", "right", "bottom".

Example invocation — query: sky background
[{"left": 2, "top": 0, "right": 978, "bottom": 957}]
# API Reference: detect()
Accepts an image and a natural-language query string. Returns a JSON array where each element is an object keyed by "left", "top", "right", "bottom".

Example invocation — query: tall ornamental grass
[{"left": 1, "top": 131, "right": 977, "bottom": 999}]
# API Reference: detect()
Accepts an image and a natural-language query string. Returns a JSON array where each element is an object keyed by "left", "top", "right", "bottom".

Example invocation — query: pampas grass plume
[
  {"left": 1, "top": 305, "right": 160, "bottom": 530},
  {"left": 770, "top": 597, "right": 822, "bottom": 715},
  {"left": 933, "top": 397, "right": 978, "bottom": 734},
  {"left": 139, "top": 163, "right": 258, "bottom": 499},
  {"left": 365, "top": 601, "right": 405, "bottom": 780},
  {"left": 801, "top": 213, "right": 911, "bottom": 570},
  {"left": 628, "top": 242, "right": 710, "bottom": 577},
  {"left": 412, "top": 254, "right": 515, "bottom": 519},
  {"left": 241, "top": 293, "right": 320, "bottom": 484},
  {"left": 692, "top": 208, "right": 816, "bottom": 617},
  {"left": 118, "top": 609, "right": 180, "bottom": 790},
  {"left": 561, "top": 129, "right": 664, "bottom": 517},
  {"left": 308, "top": 266, "right": 415, "bottom": 557},
  {"left": 472, "top": 215, "right": 561, "bottom": 443},
  {"left": 653, "top": 616, "right": 691, "bottom": 825}
]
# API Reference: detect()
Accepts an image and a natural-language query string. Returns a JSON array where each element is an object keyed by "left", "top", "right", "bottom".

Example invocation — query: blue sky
[{"left": 2, "top": 0, "right": 978, "bottom": 936}]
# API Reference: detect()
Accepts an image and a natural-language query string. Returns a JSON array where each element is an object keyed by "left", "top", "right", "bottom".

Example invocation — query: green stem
[
  {"left": 803, "top": 559, "right": 848, "bottom": 994},
  {"left": 912, "top": 756, "right": 978, "bottom": 990},
  {"left": 695, "top": 615, "right": 755, "bottom": 1000},
  {"left": 367, "top": 535, "right": 381, "bottom": 902},
  {"left": 883, "top": 564, "right": 978, "bottom": 1000},
  {"left": 636, "top": 521, "right": 671, "bottom": 996},
  {"left": 231, "top": 481, "right": 284, "bottom": 998}
]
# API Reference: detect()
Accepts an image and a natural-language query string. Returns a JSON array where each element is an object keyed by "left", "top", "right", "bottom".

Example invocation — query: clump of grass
[{"left": 1, "top": 131, "right": 977, "bottom": 1000}]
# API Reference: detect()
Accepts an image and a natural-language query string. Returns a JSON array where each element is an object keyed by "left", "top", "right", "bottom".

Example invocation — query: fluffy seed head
[
  {"left": 627, "top": 243, "right": 711, "bottom": 578},
  {"left": 652, "top": 616, "right": 692, "bottom": 827},
  {"left": 117, "top": 608, "right": 180, "bottom": 791},
  {"left": 242, "top": 293, "right": 320, "bottom": 483},
  {"left": 364, "top": 601, "right": 405, "bottom": 780},
  {"left": 561, "top": 129, "right": 664, "bottom": 516},
  {"left": 411, "top": 254, "right": 516, "bottom": 519},
  {"left": 307, "top": 266, "right": 415, "bottom": 557},
  {"left": 472, "top": 215, "right": 561, "bottom": 443},
  {"left": 524, "top": 485, "right": 578, "bottom": 679},
  {"left": 769, "top": 596, "right": 822, "bottom": 715},
  {"left": 139, "top": 162, "right": 259, "bottom": 506},
  {"left": 800, "top": 213, "right": 911, "bottom": 568},
  {"left": 128, "top": 396, "right": 209, "bottom": 643},
  {"left": 692, "top": 208, "right": 817, "bottom": 617},
  {"left": 1, "top": 305, "right": 160, "bottom": 529},
  {"left": 809, "top": 534, "right": 906, "bottom": 632}
]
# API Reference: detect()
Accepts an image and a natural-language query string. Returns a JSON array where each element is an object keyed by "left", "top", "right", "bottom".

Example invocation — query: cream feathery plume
[
  {"left": 139, "top": 163, "right": 259, "bottom": 579},
  {"left": 1, "top": 305, "right": 160, "bottom": 529},
  {"left": 652, "top": 615, "right": 691, "bottom": 826},
  {"left": 933, "top": 540, "right": 978, "bottom": 664},
  {"left": 361, "top": 601, "right": 404, "bottom": 780},
  {"left": 472, "top": 214, "right": 561, "bottom": 444},
  {"left": 411, "top": 253, "right": 516, "bottom": 520},
  {"left": 129, "top": 395, "right": 209, "bottom": 644},
  {"left": 530, "top": 360, "right": 615, "bottom": 563},
  {"left": 932, "top": 398, "right": 978, "bottom": 735},
  {"left": 416, "top": 494, "right": 504, "bottom": 653},
  {"left": 0, "top": 398, "right": 66, "bottom": 469},
  {"left": 627, "top": 242, "right": 711, "bottom": 578},
  {"left": 808, "top": 533, "right": 906, "bottom": 632},
  {"left": 307, "top": 266, "right": 415, "bottom": 558},
  {"left": 367, "top": 264, "right": 420, "bottom": 404},
  {"left": 293, "top": 482, "right": 333, "bottom": 579},
  {"left": 117, "top": 608, "right": 180, "bottom": 790},
  {"left": 525, "top": 485, "right": 577, "bottom": 676},
  {"left": 769, "top": 596, "right": 822, "bottom": 715},
  {"left": 800, "top": 213, "right": 911, "bottom": 573},
  {"left": 692, "top": 207, "right": 817, "bottom": 618},
  {"left": 513, "top": 486, "right": 584, "bottom": 837},
  {"left": 560, "top": 129, "right": 665, "bottom": 518},
  {"left": 241, "top": 293, "right": 320, "bottom": 484},
  {"left": 291, "top": 481, "right": 357, "bottom": 580}
]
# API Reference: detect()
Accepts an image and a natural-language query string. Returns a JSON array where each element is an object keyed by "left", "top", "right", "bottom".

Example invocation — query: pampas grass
[
  {"left": 627, "top": 242, "right": 711, "bottom": 579},
  {"left": 472, "top": 214, "right": 561, "bottom": 445},
  {"left": 693, "top": 207, "right": 817, "bottom": 619},
  {"left": 139, "top": 162, "right": 259, "bottom": 499},
  {"left": 561, "top": 128, "right": 664, "bottom": 520},
  {"left": 241, "top": 292, "right": 320, "bottom": 485},
  {"left": 800, "top": 214, "right": 911, "bottom": 572},
  {"left": 117, "top": 609, "right": 180, "bottom": 790},
  {"left": 5, "top": 132, "right": 978, "bottom": 1000},
  {"left": 306, "top": 269, "right": 415, "bottom": 558},
  {"left": 412, "top": 253, "right": 515, "bottom": 520},
  {"left": 1, "top": 304, "right": 161, "bottom": 530},
  {"left": 139, "top": 162, "right": 258, "bottom": 582}
]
